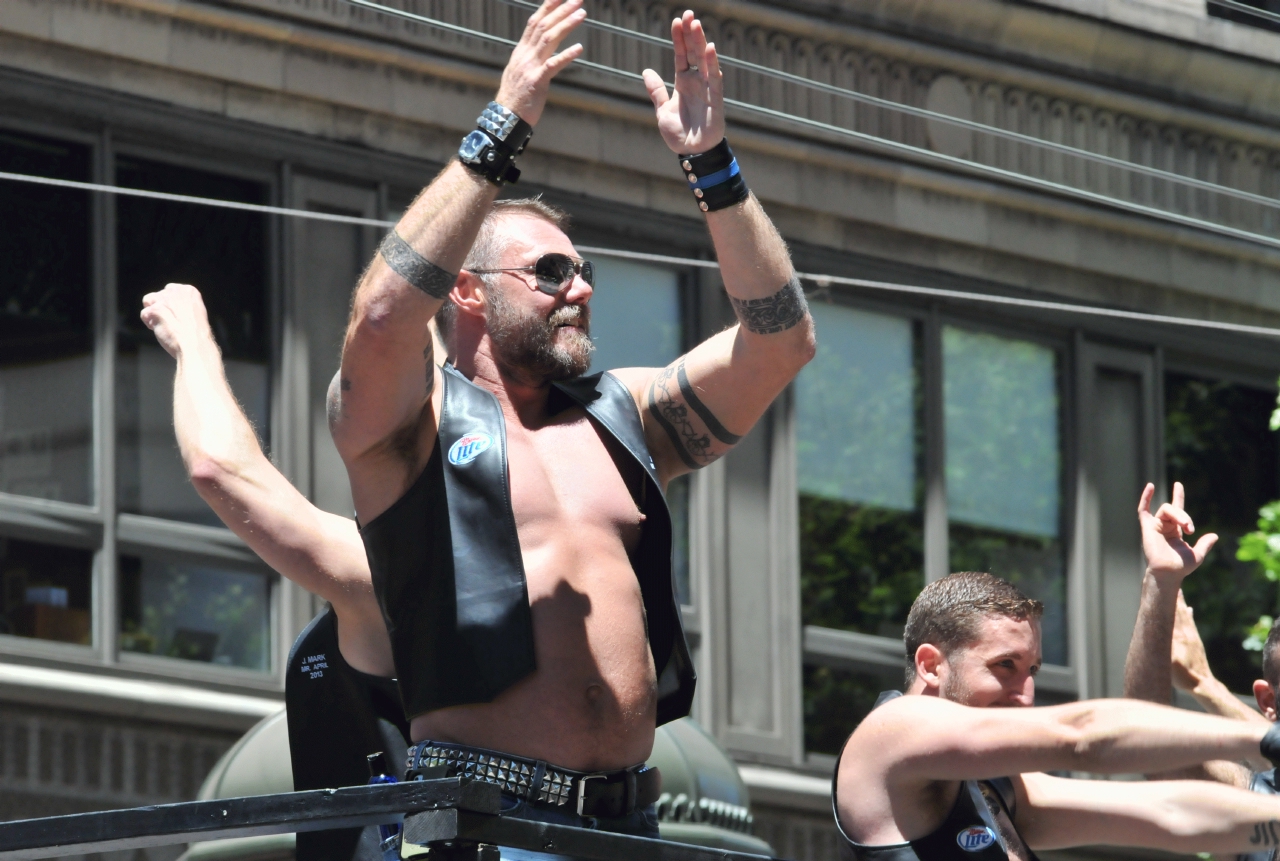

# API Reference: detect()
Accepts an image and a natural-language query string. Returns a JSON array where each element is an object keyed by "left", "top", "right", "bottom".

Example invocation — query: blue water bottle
[{"left": 366, "top": 752, "right": 402, "bottom": 861}]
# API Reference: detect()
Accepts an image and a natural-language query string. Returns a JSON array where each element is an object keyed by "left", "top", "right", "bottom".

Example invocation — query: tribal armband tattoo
[
  {"left": 647, "top": 359, "right": 742, "bottom": 471},
  {"left": 730, "top": 276, "right": 809, "bottom": 335},
  {"left": 379, "top": 231, "right": 456, "bottom": 300}
]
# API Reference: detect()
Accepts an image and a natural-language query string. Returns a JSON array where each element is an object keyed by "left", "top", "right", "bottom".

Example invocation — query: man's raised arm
[
  {"left": 625, "top": 12, "right": 815, "bottom": 482},
  {"left": 141, "top": 283, "right": 391, "bottom": 676},
  {"left": 1123, "top": 481, "right": 1218, "bottom": 705},
  {"left": 331, "top": 0, "right": 585, "bottom": 519}
]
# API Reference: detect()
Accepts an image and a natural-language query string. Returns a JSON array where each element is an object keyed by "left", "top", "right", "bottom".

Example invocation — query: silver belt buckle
[{"left": 576, "top": 774, "right": 606, "bottom": 816}]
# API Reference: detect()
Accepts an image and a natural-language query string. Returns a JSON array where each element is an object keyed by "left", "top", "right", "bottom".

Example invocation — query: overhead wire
[
  {"left": 334, "top": 0, "right": 1280, "bottom": 254},
  {"left": 4, "top": 169, "right": 1274, "bottom": 339},
  {"left": 491, "top": 0, "right": 1280, "bottom": 214},
  {"left": 1207, "top": 0, "right": 1280, "bottom": 27}
]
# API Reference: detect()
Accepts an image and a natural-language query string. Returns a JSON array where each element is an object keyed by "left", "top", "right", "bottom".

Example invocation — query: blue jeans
[
  {"left": 494, "top": 792, "right": 660, "bottom": 860},
  {"left": 498, "top": 792, "right": 660, "bottom": 836}
]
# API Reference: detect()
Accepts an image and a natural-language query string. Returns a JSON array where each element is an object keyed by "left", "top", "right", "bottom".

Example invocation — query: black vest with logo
[
  {"left": 833, "top": 692, "right": 1040, "bottom": 861},
  {"left": 1240, "top": 768, "right": 1280, "bottom": 861},
  {"left": 360, "top": 364, "right": 696, "bottom": 726}
]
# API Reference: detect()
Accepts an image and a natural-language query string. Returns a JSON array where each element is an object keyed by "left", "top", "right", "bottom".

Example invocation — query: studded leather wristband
[
  {"left": 458, "top": 102, "right": 533, "bottom": 187},
  {"left": 678, "top": 138, "right": 750, "bottom": 212}
]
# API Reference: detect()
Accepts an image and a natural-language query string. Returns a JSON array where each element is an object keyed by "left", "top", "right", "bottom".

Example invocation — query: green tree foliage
[{"left": 1167, "top": 373, "right": 1280, "bottom": 693}]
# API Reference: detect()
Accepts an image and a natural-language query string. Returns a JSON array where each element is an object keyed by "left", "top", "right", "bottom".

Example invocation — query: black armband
[
  {"left": 379, "top": 232, "right": 456, "bottom": 300},
  {"left": 729, "top": 276, "right": 809, "bottom": 335},
  {"left": 458, "top": 102, "right": 533, "bottom": 187},
  {"left": 679, "top": 138, "right": 750, "bottom": 213},
  {"left": 1262, "top": 723, "right": 1280, "bottom": 767}
]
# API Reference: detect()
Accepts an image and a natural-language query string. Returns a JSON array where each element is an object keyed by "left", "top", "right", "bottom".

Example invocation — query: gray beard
[{"left": 486, "top": 286, "right": 594, "bottom": 385}]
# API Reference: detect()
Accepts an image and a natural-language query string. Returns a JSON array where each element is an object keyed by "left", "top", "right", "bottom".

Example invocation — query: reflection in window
[
  {"left": 115, "top": 158, "right": 270, "bottom": 526},
  {"left": 1167, "top": 373, "right": 1280, "bottom": 694},
  {"left": 119, "top": 554, "right": 270, "bottom": 670},
  {"left": 944, "top": 327, "right": 1065, "bottom": 665},
  {"left": 803, "top": 663, "right": 903, "bottom": 755},
  {"left": 0, "top": 131, "right": 93, "bottom": 505},
  {"left": 0, "top": 537, "right": 92, "bottom": 645},
  {"left": 586, "top": 257, "right": 681, "bottom": 372},
  {"left": 796, "top": 304, "right": 922, "bottom": 639},
  {"left": 586, "top": 256, "right": 692, "bottom": 603}
]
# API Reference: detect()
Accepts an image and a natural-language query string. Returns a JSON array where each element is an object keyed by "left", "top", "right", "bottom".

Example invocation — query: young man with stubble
[
  {"left": 328, "top": 0, "right": 815, "bottom": 837},
  {"left": 834, "top": 563, "right": 1280, "bottom": 860}
]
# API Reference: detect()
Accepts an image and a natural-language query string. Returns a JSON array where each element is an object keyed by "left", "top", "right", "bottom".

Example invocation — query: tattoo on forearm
[
  {"left": 676, "top": 362, "right": 740, "bottom": 445},
  {"left": 647, "top": 360, "right": 742, "bottom": 470},
  {"left": 379, "top": 231, "right": 456, "bottom": 300},
  {"left": 729, "top": 276, "right": 809, "bottom": 335},
  {"left": 1250, "top": 821, "right": 1280, "bottom": 845}
]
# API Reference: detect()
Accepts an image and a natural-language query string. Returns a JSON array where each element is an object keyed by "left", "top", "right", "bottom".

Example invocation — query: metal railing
[{"left": 0, "top": 778, "right": 777, "bottom": 861}]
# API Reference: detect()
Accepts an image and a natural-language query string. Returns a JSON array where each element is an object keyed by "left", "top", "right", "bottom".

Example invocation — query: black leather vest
[
  {"left": 285, "top": 608, "right": 410, "bottom": 861},
  {"left": 1240, "top": 767, "right": 1280, "bottom": 861},
  {"left": 360, "top": 364, "right": 696, "bottom": 726},
  {"left": 833, "top": 692, "right": 1040, "bottom": 861}
]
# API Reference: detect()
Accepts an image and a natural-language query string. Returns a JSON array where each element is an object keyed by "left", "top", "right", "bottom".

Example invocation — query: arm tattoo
[
  {"left": 379, "top": 231, "right": 456, "bottom": 300},
  {"left": 729, "top": 275, "right": 809, "bottom": 335},
  {"left": 1250, "top": 821, "right": 1280, "bottom": 845},
  {"left": 647, "top": 359, "right": 741, "bottom": 470},
  {"left": 676, "top": 362, "right": 740, "bottom": 445}
]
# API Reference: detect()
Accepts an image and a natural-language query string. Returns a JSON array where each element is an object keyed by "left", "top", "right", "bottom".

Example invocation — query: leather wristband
[
  {"left": 678, "top": 138, "right": 750, "bottom": 212},
  {"left": 459, "top": 102, "right": 533, "bottom": 187},
  {"left": 1262, "top": 723, "right": 1280, "bottom": 767}
]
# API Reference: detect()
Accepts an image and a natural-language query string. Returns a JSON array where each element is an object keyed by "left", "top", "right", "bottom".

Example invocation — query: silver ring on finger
[{"left": 687, "top": 63, "right": 699, "bottom": 71}]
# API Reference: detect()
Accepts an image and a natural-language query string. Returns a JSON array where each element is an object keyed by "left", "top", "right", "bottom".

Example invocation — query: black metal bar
[
  {"left": 0, "top": 779, "right": 500, "bottom": 861},
  {"left": 401, "top": 809, "right": 776, "bottom": 861}
]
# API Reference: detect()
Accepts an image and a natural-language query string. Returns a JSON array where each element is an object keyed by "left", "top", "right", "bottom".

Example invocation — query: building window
[
  {"left": 119, "top": 553, "right": 271, "bottom": 670},
  {"left": 0, "top": 130, "right": 93, "bottom": 505},
  {"left": 797, "top": 305, "right": 1069, "bottom": 754},
  {"left": 587, "top": 255, "right": 693, "bottom": 604},
  {"left": 797, "top": 303, "right": 923, "bottom": 638},
  {"left": 115, "top": 156, "right": 270, "bottom": 526},
  {"left": 0, "top": 537, "right": 93, "bottom": 645},
  {"left": 943, "top": 327, "right": 1066, "bottom": 666},
  {"left": 1166, "top": 371, "right": 1280, "bottom": 695}
]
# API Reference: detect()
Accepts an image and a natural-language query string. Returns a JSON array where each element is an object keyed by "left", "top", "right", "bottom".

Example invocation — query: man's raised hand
[
  {"left": 642, "top": 10, "right": 725, "bottom": 154},
  {"left": 1139, "top": 481, "right": 1218, "bottom": 584},
  {"left": 495, "top": 0, "right": 586, "bottom": 127},
  {"left": 140, "top": 283, "right": 215, "bottom": 360}
]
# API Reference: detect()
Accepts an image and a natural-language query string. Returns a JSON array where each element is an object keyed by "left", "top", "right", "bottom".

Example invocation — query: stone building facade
[{"left": 0, "top": 1, "right": 1278, "bottom": 859}]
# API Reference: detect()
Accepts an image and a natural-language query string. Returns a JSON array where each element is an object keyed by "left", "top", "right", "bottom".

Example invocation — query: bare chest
[{"left": 504, "top": 410, "right": 646, "bottom": 550}]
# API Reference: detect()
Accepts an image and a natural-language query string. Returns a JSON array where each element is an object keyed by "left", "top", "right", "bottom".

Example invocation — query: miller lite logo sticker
[
  {"left": 448, "top": 432, "right": 493, "bottom": 466},
  {"left": 956, "top": 826, "right": 997, "bottom": 852}
]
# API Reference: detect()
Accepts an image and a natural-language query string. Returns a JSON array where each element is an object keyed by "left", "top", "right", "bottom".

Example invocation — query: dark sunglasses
[{"left": 471, "top": 253, "right": 595, "bottom": 295}]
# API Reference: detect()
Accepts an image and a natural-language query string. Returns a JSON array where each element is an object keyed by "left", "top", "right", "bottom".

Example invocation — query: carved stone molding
[{"left": 222, "top": 0, "right": 1280, "bottom": 236}]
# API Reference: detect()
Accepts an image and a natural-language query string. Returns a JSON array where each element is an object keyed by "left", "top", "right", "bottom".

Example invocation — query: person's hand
[
  {"left": 494, "top": 0, "right": 586, "bottom": 127},
  {"left": 1171, "top": 590, "right": 1212, "bottom": 692},
  {"left": 140, "top": 283, "right": 214, "bottom": 360},
  {"left": 1138, "top": 481, "right": 1218, "bottom": 584},
  {"left": 642, "top": 11, "right": 725, "bottom": 155}
]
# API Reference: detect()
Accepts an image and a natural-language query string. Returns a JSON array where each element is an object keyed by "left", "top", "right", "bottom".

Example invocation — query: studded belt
[{"left": 405, "top": 741, "right": 662, "bottom": 818}]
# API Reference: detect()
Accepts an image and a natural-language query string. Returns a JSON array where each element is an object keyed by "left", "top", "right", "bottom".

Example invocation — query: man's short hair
[
  {"left": 1264, "top": 617, "right": 1280, "bottom": 689},
  {"left": 435, "top": 197, "right": 571, "bottom": 348},
  {"left": 902, "top": 571, "right": 1044, "bottom": 687}
]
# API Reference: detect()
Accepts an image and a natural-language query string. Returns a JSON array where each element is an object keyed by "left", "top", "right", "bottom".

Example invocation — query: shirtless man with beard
[{"left": 328, "top": 0, "right": 814, "bottom": 835}]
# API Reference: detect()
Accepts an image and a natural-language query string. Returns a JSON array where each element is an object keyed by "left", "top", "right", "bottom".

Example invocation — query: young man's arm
[
  {"left": 141, "top": 284, "right": 392, "bottom": 677},
  {"left": 842, "top": 694, "right": 1270, "bottom": 789},
  {"left": 331, "top": 0, "right": 585, "bottom": 521},
  {"left": 612, "top": 12, "right": 815, "bottom": 484},
  {"left": 1016, "top": 771, "right": 1280, "bottom": 853}
]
